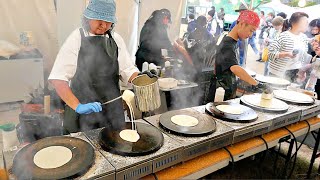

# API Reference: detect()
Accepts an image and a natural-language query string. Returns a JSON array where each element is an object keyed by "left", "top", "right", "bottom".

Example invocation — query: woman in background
[{"left": 268, "top": 12, "right": 310, "bottom": 82}]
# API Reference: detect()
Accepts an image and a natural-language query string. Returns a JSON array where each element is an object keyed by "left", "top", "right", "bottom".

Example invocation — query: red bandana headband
[{"left": 237, "top": 10, "right": 260, "bottom": 28}]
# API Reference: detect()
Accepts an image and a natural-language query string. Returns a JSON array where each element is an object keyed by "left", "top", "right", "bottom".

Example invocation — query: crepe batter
[
  {"left": 33, "top": 146, "right": 72, "bottom": 169},
  {"left": 171, "top": 115, "right": 199, "bottom": 127},
  {"left": 216, "top": 105, "right": 244, "bottom": 115},
  {"left": 120, "top": 90, "right": 140, "bottom": 142}
]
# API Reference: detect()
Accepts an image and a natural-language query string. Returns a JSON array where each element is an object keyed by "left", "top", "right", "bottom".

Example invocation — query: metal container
[{"left": 132, "top": 75, "right": 161, "bottom": 112}]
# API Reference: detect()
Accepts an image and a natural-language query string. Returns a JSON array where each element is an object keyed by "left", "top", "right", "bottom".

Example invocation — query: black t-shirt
[
  {"left": 214, "top": 36, "right": 238, "bottom": 100},
  {"left": 215, "top": 36, "right": 238, "bottom": 76}
]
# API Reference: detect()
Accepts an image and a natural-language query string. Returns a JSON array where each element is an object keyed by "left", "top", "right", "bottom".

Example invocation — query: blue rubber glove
[{"left": 75, "top": 102, "right": 102, "bottom": 114}]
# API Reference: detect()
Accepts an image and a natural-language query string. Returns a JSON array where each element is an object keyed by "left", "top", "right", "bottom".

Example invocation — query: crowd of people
[
  {"left": 258, "top": 11, "right": 320, "bottom": 94},
  {"left": 185, "top": 5, "right": 320, "bottom": 98}
]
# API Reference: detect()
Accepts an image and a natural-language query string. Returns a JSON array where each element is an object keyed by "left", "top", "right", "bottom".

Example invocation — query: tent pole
[{"left": 137, "top": 0, "right": 142, "bottom": 44}]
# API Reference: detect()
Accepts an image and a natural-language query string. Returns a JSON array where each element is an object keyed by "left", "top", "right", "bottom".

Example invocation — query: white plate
[{"left": 158, "top": 78, "right": 178, "bottom": 89}]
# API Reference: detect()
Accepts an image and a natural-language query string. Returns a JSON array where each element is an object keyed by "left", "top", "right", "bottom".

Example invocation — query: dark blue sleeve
[
  {"left": 187, "top": 21, "right": 197, "bottom": 33},
  {"left": 229, "top": 21, "right": 237, "bottom": 31}
]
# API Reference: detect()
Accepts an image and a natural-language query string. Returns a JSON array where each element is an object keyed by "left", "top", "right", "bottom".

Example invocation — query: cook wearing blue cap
[
  {"left": 84, "top": 0, "right": 117, "bottom": 23},
  {"left": 49, "top": 0, "right": 143, "bottom": 133}
]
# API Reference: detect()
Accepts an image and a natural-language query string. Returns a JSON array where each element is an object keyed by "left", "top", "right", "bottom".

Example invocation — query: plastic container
[
  {"left": 142, "top": 62, "right": 149, "bottom": 72},
  {"left": 164, "top": 61, "right": 173, "bottom": 77},
  {"left": 214, "top": 87, "right": 225, "bottom": 102},
  {"left": 0, "top": 123, "right": 19, "bottom": 151},
  {"left": 149, "top": 63, "right": 157, "bottom": 71},
  {"left": 0, "top": 150, "right": 8, "bottom": 180},
  {"left": 161, "top": 49, "right": 168, "bottom": 57},
  {"left": 164, "top": 61, "right": 171, "bottom": 67}
]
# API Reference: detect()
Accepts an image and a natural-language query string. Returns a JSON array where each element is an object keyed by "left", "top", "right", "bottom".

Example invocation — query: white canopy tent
[
  {"left": 258, "top": 0, "right": 295, "bottom": 18},
  {"left": 298, "top": 4, "right": 320, "bottom": 21},
  {"left": 0, "top": 0, "right": 186, "bottom": 75}
]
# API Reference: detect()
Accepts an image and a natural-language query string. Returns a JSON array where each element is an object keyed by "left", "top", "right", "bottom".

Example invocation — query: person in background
[
  {"left": 187, "top": 14, "right": 197, "bottom": 33},
  {"left": 259, "top": 11, "right": 266, "bottom": 28},
  {"left": 257, "top": 12, "right": 274, "bottom": 61},
  {"left": 277, "top": 12, "right": 290, "bottom": 32},
  {"left": 207, "top": 10, "right": 265, "bottom": 102},
  {"left": 297, "top": 20, "right": 320, "bottom": 90},
  {"left": 297, "top": 35, "right": 320, "bottom": 91},
  {"left": 187, "top": 16, "right": 214, "bottom": 78},
  {"left": 229, "top": 4, "right": 247, "bottom": 66},
  {"left": 267, "top": 12, "right": 275, "bottom": 22},
  {"left": 306, "top": 19, "right": 320, "bottom": 56},
  {"left": 268, "top": 12, "right": 310, "bottom": 82},
  {"left": 277, "top": 12, "right": 287, "bottom": 19},
  {"left": 207, "top": 6, "right": 223, "bottom": 38},
  {"left": 312, "top": 35, "right": 320, "bottom": 98},
  {"left": 188, "top": 16, "right": 214, "bottom": 44},
  {"left": 248, "top": 32, "right": 259, "bottom": 55},
  {"left": 208, "top": 6, "right": 216, "bottom": 19},
  {"left": 218, "top": 8, "right": 225, "bottom": 24},
  {"left": 48, "top": 0, "right": 142, "bottom": 133},
  {"left": 307, "top": 19, "right": 320, "bottom": 93},
  {"left": 264, "top": 16, "right": 284, "bottom": 75},
  {"left": 135, "top": 9, "right": 173, "bottom": 71}
]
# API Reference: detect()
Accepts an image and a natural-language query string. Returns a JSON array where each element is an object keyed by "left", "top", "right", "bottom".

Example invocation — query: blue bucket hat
[{"left": 83, "top": 0, "right": 117, "bottom": 23}]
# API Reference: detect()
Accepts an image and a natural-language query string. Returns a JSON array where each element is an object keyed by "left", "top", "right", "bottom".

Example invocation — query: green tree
[{"left": 288, "top": 0, "right": 316, "bottom": 7}]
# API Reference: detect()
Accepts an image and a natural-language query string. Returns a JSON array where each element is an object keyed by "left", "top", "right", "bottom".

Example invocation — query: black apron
[
  {"left": 64, "top": 28, "right": 125, "bottom": 133},
  {"left": 206, "top": 71, "right": 237, "bottom": 103}
]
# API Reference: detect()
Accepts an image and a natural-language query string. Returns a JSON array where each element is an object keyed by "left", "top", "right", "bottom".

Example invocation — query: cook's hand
[
  {"left": 75, "top": 102, "right": 102, "bottom": 114},
  {"left": 139, "top": 70, "right": 157, "bottom": 78},
  {"left": 253, "top": 82, "right": 273, "bottom": 93}
]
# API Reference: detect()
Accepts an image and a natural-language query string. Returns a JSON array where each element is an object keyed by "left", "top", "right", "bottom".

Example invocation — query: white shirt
[
  {"left": 269, "top": 31, "right": 309, "bottom": 77},
  {"left": 48, "top": 28, "right": 139, "bottom": 85},
  {"left": 208, "top": 12, "right": 223, "bottom": 36}
]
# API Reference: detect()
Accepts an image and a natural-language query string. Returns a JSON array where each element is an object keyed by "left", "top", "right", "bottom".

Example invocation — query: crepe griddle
[
  {"left": 12, "top": 136, "right": 94, "bottom": 180},
  {"left": 240, "top": 94, "right": 289, "bottom": 113},
  {"left": 99, "top": 122, "right": 164, "bottom": 156},
  {"left": 255, "top": 74, "right": 290, "bottom": 89},
  {"left": 273, "top": 90, "right": 315, "bottom": 105},
  {"left": 159, "top": 110, "right": 216, "bottom": 137},
  {"left": 205, "top": 102, "right": 258, "bottom": 123}
]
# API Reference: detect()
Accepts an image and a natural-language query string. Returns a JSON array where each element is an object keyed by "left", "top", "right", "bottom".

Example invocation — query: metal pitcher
[{"left": 132, "top": 75, "right": 161, "bottom": 112}]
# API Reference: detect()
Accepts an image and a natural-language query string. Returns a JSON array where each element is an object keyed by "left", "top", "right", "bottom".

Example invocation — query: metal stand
[
  {"left": 307, "top": 128, "right": 320, "bottom": 178},
  {"left": 281, "top": 139, "right": 295, "bottom": 178}
]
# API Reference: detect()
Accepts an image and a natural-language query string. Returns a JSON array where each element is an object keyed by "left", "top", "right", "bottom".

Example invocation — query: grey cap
[{"left": 235, "top": 3, "right": 248, "bottom": 12}]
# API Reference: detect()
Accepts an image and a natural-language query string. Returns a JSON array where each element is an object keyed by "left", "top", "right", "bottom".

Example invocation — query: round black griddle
[
  {"left": 159, "top": 110, "right": 216, "bottom": 137},
  {"left": 205, "top": 102, "right": 258, "bottom": 123},
  {"left": 12, "top": 136, "right": 94, "bottom": 180},
  {"left": 99, "top": 122, "right": 164, "bottom": 156}
]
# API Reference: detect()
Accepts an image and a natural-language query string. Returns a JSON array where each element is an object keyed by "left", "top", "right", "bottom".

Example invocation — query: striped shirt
[{"left": 268, "top": 31, "right": 309, "bottom": 77}]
